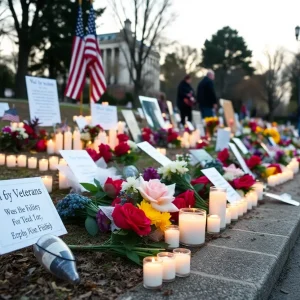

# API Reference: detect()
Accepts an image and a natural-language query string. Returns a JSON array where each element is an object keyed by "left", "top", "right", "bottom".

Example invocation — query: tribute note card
[
  {"left": 91, "top": 104, "right": 118, "bottom": 130},
  {"left": 0, "top": 177, "right": 67, "bottom": 255},
  {"left": 232, "top": 138, "right": 249, "bottom": 155},
  {"left": 122, "top": 109, "right": 141, "bottom": 142},
  {"left": 264, "top": 192, "right": 299, "bottom": 206},
  {"left": 189, "top": 149, "right": 213, "bottom": 163},
  {"left": 215, "top": 128, "right": 231, "bottom": 151}
]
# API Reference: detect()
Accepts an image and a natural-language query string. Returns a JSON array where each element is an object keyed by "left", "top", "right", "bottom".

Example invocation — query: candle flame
[{"left": 152, "top": 258, "right": 155, "bottom": 263}]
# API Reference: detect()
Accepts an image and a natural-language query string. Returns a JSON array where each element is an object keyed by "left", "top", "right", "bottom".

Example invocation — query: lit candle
[
  {"left": 18, "top": 122, "right": 24, "bottom": 128},
  {"left": 59, "top": 172, "right": 70, "bottom": 189},
  {"left": 85, "top": 116, "right": 92, "bottom": 125},
  {"left": 117, "top": 121, "right": 125, "bottom": 134},
  {"left": 207, "top": 215, "right": 221, "bottom": 234},
  {"left": 226, "top": 208, "right": 231, "bottom": 225},
  {"left": 254, "top": 181, "right": 264, "bottom": 200},
  {"left": 6, "top": 155, "right": 16, "bottom": 167},
  {"left": 59, "top": 158, "right": 67, "bottom": 166},
  {"left": 109, "top": 129, "right": 117, "bottom": 150},
  {"left": 55, "top": 132, "right": 63, "bottom": 154},
  {"left": 0, "top": 154, "right": 5, "bottom": 165},
  {"left": 49, "top": 156, "right": 59, "bottom": 170},
  {"left": 209, "top": 187, "right": 227, "bottom": 230},
  {"left": 99, "top": 131, "right": 108, "bottom": 145},
  {"left": 237, "top": 201, "right": 244, "bottom": 217},
  {"left": 247, "top": 191, "right": 258, "bottom": 208},
  {"left": 73, "top": 129, "right": 82, "bottom": 150},
  {"left": 93, "top": 136, "right": 101, "bottom": 152},
  {"left": 173, "top": 248, "right": 191, "bottom": 277},
  {"left": 179, "top": 208, "right": 206, "bottom": 246},
  {"left": 241, "top": 198, "right": 248, "bottom": 214},
  {"left": 164, "top": 225, "right": 179, "bottom": 248},
  {"left": 227, "top": 203, "right": 238, "bottom": 221},
  {"left": 17, "top": 155, "right": 27, "bottom": 168},
  {"left": 157, "top": 148, "right": 166, "bottom": 156},
  {"left": 39, "top": 159, "right": 48, "bottom": 171},
  {"left": 157, "top": 252, "right": 176, "bottom": 282},
  {"left": 64, "top": 130, "right": 72, "bottom": 150},
  {"left": 102, "top": 102, "right": 109, "bottom": 106},
  {"left": 11, "top": 122, "right": 18, "bottom": 129},
  {"left": 143, "top": 257, "right": 163, "bottom": 289},
  {"left": 73, "top": 115, "right": 78, "bottom": 122},
  {"left": 28, "top": 157, "right": 37, "bottom": 169},
  {"left": 246, "top": 194, "right": 253, "bottom": 210},
  {"left": 47, "top": 139, "right": 55, "bottom": 154},
  {"left": 41, "top": 176, "right": 53, "bottom": 193}
]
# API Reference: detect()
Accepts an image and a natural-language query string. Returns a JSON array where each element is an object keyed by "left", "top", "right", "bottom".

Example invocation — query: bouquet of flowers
[
  {"left": 263, "top": 128, "right": 281, "bottom": 144},
  {"left": 246, "top": 155, "right": 266, "bottom": 176},
  {"left": 204, "top": 117, "right": 219, "bottom": 137},
  {"left": 141, "top": 127, "right": 154, "bottom": 144},
  {"left": 81, "top": 125, "right": 103, "bottom": 143},
  {"left": 0, "top": 125, "right": 29, "bottom": 152},
  {"left": 217, "top": 148, "right": 236, "bottom": 167}
]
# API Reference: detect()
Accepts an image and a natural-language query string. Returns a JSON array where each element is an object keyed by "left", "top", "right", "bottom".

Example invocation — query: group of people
[{"left": 176, "top": 70, "right": 218, "bottom": 125}]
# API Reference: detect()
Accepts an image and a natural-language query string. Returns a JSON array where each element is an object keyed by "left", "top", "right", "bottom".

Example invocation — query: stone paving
[{"left": 120, "top": 175, "right": 300, "bottom": 300}]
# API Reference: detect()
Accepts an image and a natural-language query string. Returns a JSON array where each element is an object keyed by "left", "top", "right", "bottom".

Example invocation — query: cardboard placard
[
  {"left": 167, "top": 101, "right": 178, "bottom": 129},
  {"left": 0, "top": 177, "right": 67, "bottom": 255},
  {"left": 221, "top": 99, "right": 237, "bottom": 133},
  {"left": 121, "top": 110, "right": 141, "bottom": 143},
  {"left": 91, "top": 104, "right": 118, "bottom": 130},
  {"left": 25, "top": 76, "right": 61, "bottom": 126}
]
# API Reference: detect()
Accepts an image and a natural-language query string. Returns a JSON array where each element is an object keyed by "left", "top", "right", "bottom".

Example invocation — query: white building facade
[{"left": 98, "top": 20, "right": 160, "bottom": 94}]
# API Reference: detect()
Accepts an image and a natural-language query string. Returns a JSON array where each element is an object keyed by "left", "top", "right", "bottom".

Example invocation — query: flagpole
[
  {"left": 89, "top": 0, "right": 93, "bottom": 114},
  {"left": 78, "top": 0, "right": 83, "bottom": 115}
]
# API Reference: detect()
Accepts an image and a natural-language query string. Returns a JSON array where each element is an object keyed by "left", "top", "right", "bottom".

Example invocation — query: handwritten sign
[
  {"left": 0, "top": 103, "right": 9, "bottom": 117},
  {"left": 264, "top": 192, "right": 299, "bottom": 206},
  {"left": 122, "top": 110, "right": 141, "bottom": 142},
  {"left": 0, "top": 177, "right": 66, "bottom": 254},
  {"left": 215, "top": 128, "right": 231, "bottom": 151},
  {"left": 202, "top": 168, "right": 242, "bottom": 203},
  {"left": 189, "top": 149, "right": 213, "bottom": 163},
  {"left": 25, "top": 76, "right": 61, "bottom": 126},
  {"left": 91, "top": 104, "right": 118, "bottom": 130},
  {"left": 60, "top": 150, "right": 98, "bottom": 185},
  {"left": 137, "top": 142, "right": 172, "bottom": 166},
  {"left": 232, "top": 138, "right": 249, "bottom": 155}
]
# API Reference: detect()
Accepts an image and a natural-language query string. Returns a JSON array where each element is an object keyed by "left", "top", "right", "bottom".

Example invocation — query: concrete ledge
[{"left": 119, "top": 176, "right": 300, "bottom": 300}]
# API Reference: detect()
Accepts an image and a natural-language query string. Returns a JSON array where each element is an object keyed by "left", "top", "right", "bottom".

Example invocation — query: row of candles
[
  {"left": 143, "top": 182, "right": 264, "bottom": 289},
  {"left": 181, "top": 130, "right": 201, "bottom": 148}
]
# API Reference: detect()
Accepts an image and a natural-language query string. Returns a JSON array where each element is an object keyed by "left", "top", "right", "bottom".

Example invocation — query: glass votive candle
[
  {"left": 173, "top": 248, "right": 191, "bottom": 277},
  {"left": 49, "top": 156, "right": 59, "bottom": 170},
  {"left": 39, "top": 159, "right": 48, "bottom": 171},
  {"left": 227, "top": 203, "right": 238, "bottom": 221},
  {"left": 28, "top": 157, "right": 37, "bottom": 169},
  {"left": 179, "top": 208, "right": 206, "bottom": 247},
  {"left": 164, "top": 225, "right": 179, "bottom": 249},
  {"left": 254, "top": 181, "right": 264, "bottom": 200},
  {"left": 226, "top": 208, "right": 231, "bottom": 225},
  {"left": 157, "top": 252, "right": 176, "bottom": 282},
  {"left": 209, "top": 186, "right": 227, "bottom": 230},
  {"left": 6, "top": 155, "right": 16, "bottom": 167},
  {"left": 207, "top": 214, "right": 221, "bottom": 234},
  {"left": 0, "top": 153, "right": 5, "bottom": 165},
  {"left": 41, "top": 176, "right": 53, "bottom": 193},
  {"left": 143, "top": 257, "right": 163, "bottom": 289},
  {"left": 59, "top": 172, "right": 70, "bottom": 189},
  {"left": 17, "top": 155, "right": 27, "bottom": 168}
]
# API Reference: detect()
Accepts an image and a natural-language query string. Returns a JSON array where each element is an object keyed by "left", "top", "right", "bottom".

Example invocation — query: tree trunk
[
  {"left": 133, "top": 82, "right": 141, "bottom": 108},
  {"left": 15, "top": 42, "right": 30, "bottom": 99}
]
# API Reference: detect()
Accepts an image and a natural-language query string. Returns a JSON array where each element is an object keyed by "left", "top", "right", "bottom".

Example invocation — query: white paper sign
[
  {"left": 60, "top": 150, "right": 98, "bottom": 185},
  {"left": 137, "top": 142, "right": 172, "bottom": 166},
  {"left": 229, "top": 143, "right": 255, "bottom": 177},
  {"left": 261, "top": 142, "right": 274, "bottom": 157},
  {"left": 232, "top": 138, "right": 249, "bottom": 155},
  {"left": 137, "top": 108, "right": 145, "bottom": 119},
  {"left": 0, "top": 177, "right": 67, "bottom": 254},
  {"left": 75, "top": 116, "right": 88, "bottom": 130},
  {"left": 91, "top": 104, "right": 118, "bottom": 130},
  {"left": 264, "top": 192, "right": 299, "bottom": 206},
  {"left": 25, "top": 76, "right": 61, "bottom": 126},
  {"left": 189, "top": 149, "right": 213, "bottom": 163},
  {"left": 192, "top": 111, "right": 202, "bottom": 127},
  {"left": 0, "top": 103, "right": 9, "bottom": 117},
  {"left": 186, "top": 121, "right": 195, "bottom": 131},
  {"left": 268, "top": 137, "right": 277, "bottom": 147},
  {"left": 202, "top": 168, "right": 241, "bottom": 203},
  {"left": 122, "top": 110, "right": 141, "bottom": 142},
  {"left": 293, "top": 130, "right": 299, "bottom": 138},
  {"left": 215, "top": 128, "right": 231, "bottom": 151}
]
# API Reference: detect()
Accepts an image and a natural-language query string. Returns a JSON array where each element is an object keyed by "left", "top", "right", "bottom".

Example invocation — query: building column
[
  {"left": 110, "top": 47, "right": 115, "bottom": 84},
  {"left": 102, "top": 49, "right": 107, "bottom": 73}
]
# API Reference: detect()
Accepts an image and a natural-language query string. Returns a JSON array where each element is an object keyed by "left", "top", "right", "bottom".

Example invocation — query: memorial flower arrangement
[
  {"left": 228, "top": 174, "right": 255, "bottom": 195},
  {"left": 217, "top": 148, "right": 235, "bottom": 167},
  {"left": 263, "top": 128, "right": 281, "bottom": 144},
  {"left": 141, "top": 127, "right": 154, "bottom": 144},
  {"left": 246, "top": 155, "right": 266, "bottom": 175},
  {"left": 80, "top": 125, "right": 103, "bottom": 143},
  {"left": 204, "top": 116, "right": 219, "bottom": 136},
  {"left": 0, "top": 125, "right": 29, "bottom": 151}
]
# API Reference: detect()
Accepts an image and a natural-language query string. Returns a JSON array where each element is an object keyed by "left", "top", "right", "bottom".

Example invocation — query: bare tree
[{"left": 108, "top": 0, "right": 175, "bottom": 107}]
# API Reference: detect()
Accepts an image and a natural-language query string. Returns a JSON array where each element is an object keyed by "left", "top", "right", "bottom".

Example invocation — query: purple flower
[
  {"left": 275, "top": 150, "right": 285, "bottom": 161},
  {"left": 2, "top": 126, "right": 11, "bottom": 134},
  {"left": 96, "top": 210, "right": 111, "bottom": 233},
  {"left": 143, "top": 167, "right": 160, "bottom": 181}
]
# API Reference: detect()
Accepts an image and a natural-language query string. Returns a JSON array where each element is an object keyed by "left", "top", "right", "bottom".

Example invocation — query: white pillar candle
[
  {"left": 241, "top": 198, "right": 248, "bottom": 214},
  {"left": 246, "top": 194, "right": 253, "bottom": 210},
  {"left": 164, "top": 225, "right": 179, "bottom": 248},
  {"left": 179, "top": 208, "right": 206, "bottom": 246},
  {"left": 49, "top": 156, "right": 59, "bottom": 171},
  {"left": 143, "top": 257, "right": 163, "bottom": 289},
  {"left": 209, "top": 187, "right": 227, "bottom": 229},
  {"left": 73, "top": 115, "right": 78, "bottom": 122},
  {"left": 6, "top": 155, "right": 16, "bottom": 167},
  {"left": 254, "top": 182, "right": 264, "bottom": 200},
  {"left": 18, "top": 122, "right": 24, "bottom": 128},
  {"left": 28, "top": 157, "right": 37, "bottom": 169},
  {"left": 173, "top": 248, "right": 191, "bottom": 277},
  {"left": 55, "top": 132, "right": 63, "bottom": 154},
  {"left": 157, "top": 252, "right": 176, "bottom": 282},
  {"left": 237, "top": 201, "right": 244, "bottom": 217},
  {"left": 64, "top": 130, "right": 72, "bottom": 150},
  {"left": 99, "top": 131, "right": 108, "bottom": 145},
  {"left": 73, "top": 129, "right": 82, "bottom": 150},
  {"left": 227, "top": 203, "right": 238, "bottom": 221},
  {"left": 157, "top": 148, "right": 167, "bottom": 156},
  {"left": 247, "top": 191, "right": 258, "bottom": 208},
  {"left": 41, "top": 176, "right": 53, "bottom": 193},
  {"left": 59, "top": 158, "right": 67, "bottom": 166},
  {"left": 17, "top": 155, "right": 27, "bottom": 168},
  {"left": 39, "top": 159, "right": 48, "bottom": 171},
  {"left": 109, "top": 129, "right": 117, "bottom": 150},
  {"left": 85, "top": 116, "right": 92, "bottom": 125},
  {"left": 226, "top": 208, "right": 231, "bottom": 225},
  {"left": 11, "top": 122, "right": 18, "bottom": 129},
  {"left": 47, "top": 139, "right": 55, "bottom": 154},
  {"left": 117, "top": 121, "right": 125, "bottom": 134},
  {"left": 0, "top": 154, "right": 5, "bottom": 165},
  {"left": 207, "top": 215, "right": 221, "bottom": 233},
  {"left": 59, "top": 172, "right": 70, "bottom": 189}
]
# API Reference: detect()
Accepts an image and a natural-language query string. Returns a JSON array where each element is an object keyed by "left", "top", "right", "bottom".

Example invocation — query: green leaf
[
  {"left": 81, "top": 183, "right": 98, "bottom": 193},
  {"left": 148, "top": 242, "right": 168, "bottom": 249},
  {"left": 94, "top": 179, "right": 103, "bottom": 190},
  {"left": 194, "top": 184, "right": 204, "bottom": 193},
  {"left": 85, "top": 216, "right": 99, "bottom": 236},
  {"left": 123, "top": 232, "right": 139, "bottom": 250},
  {"left": 126, "top": 250, "right": 141, "bottom": 265}
]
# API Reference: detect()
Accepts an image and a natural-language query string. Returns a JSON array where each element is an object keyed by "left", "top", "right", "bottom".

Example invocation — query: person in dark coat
[
  {"left": 196, "top": 70, "right": 218, "bottom": 118},
  {"left": 176, "top": 75, "right": 195, "bottom": 126}
]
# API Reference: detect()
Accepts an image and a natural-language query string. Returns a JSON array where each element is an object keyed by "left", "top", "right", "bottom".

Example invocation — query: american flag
[
  {"left": 65, "top": 5, "right": 87, "bottom": 100},
  {"left": 84, "top": 4, "right": 107, "bottom": 102},
  {"left": 2, "top": 108, "right": 19, "bottom": 122}
]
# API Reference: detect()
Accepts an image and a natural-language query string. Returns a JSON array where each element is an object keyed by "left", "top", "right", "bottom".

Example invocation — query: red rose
[
  {"left": 35, "top": 139, "right": 47, "bottom": 152},
  {"left": 143, "top": 128, "right": 152, "bottom": 135},
  {"left": 196, "top": 140, "right": 209, "bottom": 149},
  {"left": 86, "top": 148, "right": 101, "bottom": 161},
  {"left": 104, "top": 177, "right": 124, "bottom": 198},
  {"left": 268, "top": 163, "right": 282, "bottom": 174},
  {"left": 142, "top": 132, "right": 151, "bottom": 142},
  {"left": 117, "top": 133, "right": 130, "bottom": 143},
  {"left": 24, "top": 124, "right": 34, "bottom": 136},
  {"left": 217, "top": 148, "right": 230, "bottom": 166},
  {"left": 246, "top": 155, "right": 261, "bottom": 170},
  {"left": 112, "top": 197, "right": 121, "bottom": 206},
  {"left": 191, "top": 176, "right": 210, "bottom": 186},
  {"left": 232, "top": 174, "right": 255, "bottom": 190},
  {"left": 167, "top": 129, "right": 179, "bottom": 143},
  {"left": 171, "top": 197, "right": 186, "bottom": 222},
  {"left": 99, "top": 143, "right": 112, "bottom": 163},
  {"left": 112, "top": 203, "right": 151, "bottom": 236},
  {"left": 171, "top": 190, "right": 196, "bottom": 222},
  {"left": 114, "top": 142, "right": 130, "bottom": 156}
]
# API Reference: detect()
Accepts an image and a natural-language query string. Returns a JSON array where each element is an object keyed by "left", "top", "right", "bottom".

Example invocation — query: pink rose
[{"left": 137, "top": 177, "right": 178, "bottom": 212}]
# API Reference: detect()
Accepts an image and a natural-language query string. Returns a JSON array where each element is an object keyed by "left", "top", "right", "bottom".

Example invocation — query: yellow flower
[
  {"left": 265, "top": 167, "right": 277, "bottom": 178},
  {"left": 138, "top": 200, "right": 171, "bottom": 231},
  {"left": 272, "top": 122, "right": 278, "bottom": 127},
  {"left": 263, "top": 128, "right": 281, "bottom": 144},
  {"left": 256, "top": 126, "right": 264, "bottom": 133}
]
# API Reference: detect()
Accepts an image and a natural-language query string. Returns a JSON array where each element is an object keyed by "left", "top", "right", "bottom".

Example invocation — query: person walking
[
  {"left": 196, "top": 70, "right": 218, "bottom": 118},
  {"left": 176, "top": 74, "right": 195, "bottom": 126}
]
